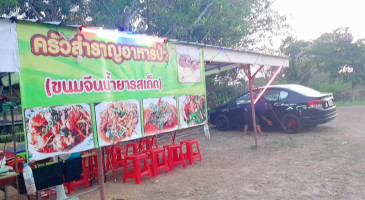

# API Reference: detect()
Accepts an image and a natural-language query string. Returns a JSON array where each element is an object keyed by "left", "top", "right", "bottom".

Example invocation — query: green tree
[
  {"left": 241, "top": 0, "right": 290, "bottom": 51},
  {"left": 206, "top": 68, "right": 248, "bottom": 111},
  {"left": 0, "top": 0, "right": 18, "bottom": 13},
  {"left": 1, "top": 0, "right": 289, "bottom": 48},
  {"left": 282, "top": 28, "right": 365, "bottom": 99},
  {"left": 281, "top": 38, "right": 321, "bottom": 85},
  {"left": 0, "top": 0, "right": 88, "bottom": 24},
  {"left": 308, "top": 28, "right": 365, "bottom": 97},
  {"left": 81, "top": 0, "right": 254, "bottom": 47}
]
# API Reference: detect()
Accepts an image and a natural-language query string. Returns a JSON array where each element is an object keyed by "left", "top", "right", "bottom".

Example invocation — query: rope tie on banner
[
  {"left": 253, "top": 53, "right": 262, "bottom": 65},
  {"left": 55, "top": 27, "right": 81, "bottom": 62},
  {"left": 55, "top": 25, "right": 78, "bottom": 41},
  {"left": 221, "top": 47, "right": 232, "bottom": 62},
  {"left": 209, "top": 47, "right": 231, "bottom": 62}
]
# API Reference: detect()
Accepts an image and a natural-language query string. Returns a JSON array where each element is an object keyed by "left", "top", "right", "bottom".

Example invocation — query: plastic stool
[
  {"left": 64, "top": 156, "right": 91, "bottom": 194},
  {"left": 123, "top": 153, "right": 152, "bottom": 184},
  {"left": 139, "top": 137, "right": 159, "bottom": 152},
  {"left": 180, "top": 139, "right": 202, "bottom": 165},
  {"left": 139, "top": 138, "right": 151, "bottom": 152},
  {"left": 104, "top": 146, "right": 114, "bottom": 172},
  {"left": 106, "top": 145, "right": 125, "bottom": 180},
  {"left": 126, "top": 142, "right": 139, "bottom": 155},
  {"left": 163, "top": 144, "right": 186, "bottom": 171},
  {"left": 89, "top": 150, "right": 106, "bottom": 179},
  {"left": 143, "top": 148, "right": 169, "bottom": 177},
  {"left": 150, "top": 137, "right": 159, "bottom": 149}
]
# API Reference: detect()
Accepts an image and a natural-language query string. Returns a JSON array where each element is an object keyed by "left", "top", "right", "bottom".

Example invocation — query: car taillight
[{"left": 308, "top": 99, "right": 323, "bottom": 108}]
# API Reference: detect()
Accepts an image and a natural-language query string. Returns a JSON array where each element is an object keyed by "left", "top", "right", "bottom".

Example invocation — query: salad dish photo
[
  {"left": 95, "top": 100, "right": 141, "bottom": 145},
  {"left": 25, "top": 104, "right": 93, "bottom": 154},
  {"left": 179, "top": 94, "right": 206, "bottom": 128},
  {"left": 143, "top": 97, "right": 178, "bottom": 135}
]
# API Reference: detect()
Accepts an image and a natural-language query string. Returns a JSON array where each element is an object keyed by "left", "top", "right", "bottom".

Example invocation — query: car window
[
  {"left": 264, "top": 90, "right": 288, "bottom": 101},
  {"left": 236, "top": 91, "right": 258, "bottom": 105},
  {"left": 278, "top": 91, "right": 288, "bottom": 100},
  {"left": 264, "top": 90, "right": 279, "bottom": 101},
  {"left": 236, "top": 93, "right": 251, "bottom": 105}
]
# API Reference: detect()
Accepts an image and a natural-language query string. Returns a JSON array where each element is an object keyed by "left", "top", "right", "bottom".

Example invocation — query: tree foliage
[
  {"left": 206, "top": 68, "right": 248, "bottom": 111},
  {"left": 0, "top": 0, "right": 289, "bottom": 48},
  {"left": 282, "top": 28, "right": 365, "bottom": 99},
  {"left": 0, "top": 0, "right": 88, "bottom": 24},
  {"left": 240, "top": 0, "right": 290, "bottom": 51},
  {"left": 85, "top": 0, "right": 252, "bottom": 47}
]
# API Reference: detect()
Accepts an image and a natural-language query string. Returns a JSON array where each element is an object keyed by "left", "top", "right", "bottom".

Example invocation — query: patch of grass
[
  {"left": 310, "top": 137, "right": 345, "bottom": 161},
  {"left": 250, "top": 145, "right": 257, "bottom": 150},
  {"left": 266, "top": 139, "right": 296, "bottom": 151},
  {"left": 336, "top": 97, "right": 365, "bottom": 107}
]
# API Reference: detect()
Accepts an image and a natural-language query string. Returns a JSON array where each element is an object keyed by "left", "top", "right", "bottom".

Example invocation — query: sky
[{"left": 272, "top": 0, "right": 365, "bottom": 42}]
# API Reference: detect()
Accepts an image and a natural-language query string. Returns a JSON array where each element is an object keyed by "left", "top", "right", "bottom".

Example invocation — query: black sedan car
[{"left": 209, "top": 84, "right": 337, "bottom": 133}]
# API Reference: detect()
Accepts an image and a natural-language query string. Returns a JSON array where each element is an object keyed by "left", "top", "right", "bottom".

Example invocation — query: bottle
[
  {"left": 23, "top": 163, "right": 37, "bottom": 196},
  {"left": 204, "top": 124, "right": 210, "bottom": 139}
]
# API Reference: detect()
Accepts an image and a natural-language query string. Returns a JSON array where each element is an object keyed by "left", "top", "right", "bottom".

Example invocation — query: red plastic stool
[
  {"left": 150, "top": 137, "right": 158, "bottom": 149},
  {"left": 105, "top": 145, "right": 125, "bottom": 180},
  {"left": 40, "top": 188, "right": 57, "bottom": 198},
  {"left": 89, "top": 150, "right": 106, "bottom": 179},
  {"left": 143, "top": 148, "right": 169, "bottom": 177},
  {"left": 126, "top": 142, "right": 139, "bottom": 155},
  {"left": 139, "top": 138, "right": 151, "bottom": 152},
  {"left": 163, "top": 144, "right": 186, "bottom": 171},
  {"left": 105, "top": 146, "right": 114, "bottom": 172},
  {"left": 64, "top": 156, "right": 91, "bottom": 194},
  {"left": 139, "top": 137, "right": 159, "bottom": 152},
  {"left": 123, "top": 153, "right": 152, "bottom": 184},
  {"left": 180, "top": 139, "right": 202, "bottom": 165},
  {"left": 112, "top": 145, "right": 125, "bottom": 179}
]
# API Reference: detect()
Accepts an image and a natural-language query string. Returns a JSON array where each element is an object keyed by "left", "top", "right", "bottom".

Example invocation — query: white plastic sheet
[{"left": 0, "top": 18, "right": 20, "bottom": 72}]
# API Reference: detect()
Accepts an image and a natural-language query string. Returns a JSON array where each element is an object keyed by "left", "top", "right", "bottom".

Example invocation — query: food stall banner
[{"left": 17, "top": 22, "right": 207, "bottom": 161}]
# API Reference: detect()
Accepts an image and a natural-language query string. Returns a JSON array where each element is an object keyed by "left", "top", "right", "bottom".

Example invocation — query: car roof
[
  {"left": 265, "top": 84, "right": 304, "bottom": 89},
  {"left": 263, "top": 84, "right": 322, "bottom": 96}
]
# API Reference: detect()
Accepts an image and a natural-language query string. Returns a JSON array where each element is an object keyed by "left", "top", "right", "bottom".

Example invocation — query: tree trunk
[{"left": 351, "top": 82, "right": 356, "bottom": 101}]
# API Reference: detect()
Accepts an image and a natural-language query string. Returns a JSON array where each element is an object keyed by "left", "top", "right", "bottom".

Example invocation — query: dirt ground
[
  {"left": 76, "top": 106, "right": 365, "bottom": 200},
  {"left": 3, "top": 106, "right": 365, "bottom": 200}
]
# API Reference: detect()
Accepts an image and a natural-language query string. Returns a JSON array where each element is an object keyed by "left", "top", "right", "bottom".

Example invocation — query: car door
[
  {"left": 263, "top": 89, "right": 289, "bottom": 127},
  {"left": 229, "top": 91, "right": 256, "bottom": 127}
]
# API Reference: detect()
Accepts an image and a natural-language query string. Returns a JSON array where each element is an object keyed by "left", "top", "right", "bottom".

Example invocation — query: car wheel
[
  {"left": 216, "top": 114, "right": 230, "bottom": 131},
  {"left": 280, "top": 114, "right": 302, "bottom": 133}
]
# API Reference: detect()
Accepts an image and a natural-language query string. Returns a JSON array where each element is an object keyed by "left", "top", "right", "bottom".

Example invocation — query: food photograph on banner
[
  {"left": 143, "top": 97, "right": 178, "bottom": 136},
  {"left": 95, "top": 100, "right": 142, "bottom": 146},
  {"left": 179, "top": 94, "right": 207, "bottom": 128},
  {"left": 24, "top": 104, "right": 94, "bottom": 161},
  {"left": 176, "top": 44, "right": 202, "bottom": 83}
]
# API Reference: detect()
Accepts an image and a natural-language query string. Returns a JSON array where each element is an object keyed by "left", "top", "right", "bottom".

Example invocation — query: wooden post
[
  {"left": 241, "top": 65, "right": 258, "bottom": 148},
  {"left": 247, "top": 66, "right": 258, "bottom": 147},
  {"left": 96, "top": 147, "right": 105, "bottom": 200},
  {"left": 8, "top": 73, "right": 20, "bottom": 198}
]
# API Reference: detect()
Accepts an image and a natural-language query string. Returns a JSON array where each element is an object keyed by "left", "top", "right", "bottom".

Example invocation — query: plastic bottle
[
  {"left": 23, "top": 163, "right": 37, "bottom": 196},
  {"left": 204, "top": 124, "right": 210, "bottom": 139}
]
